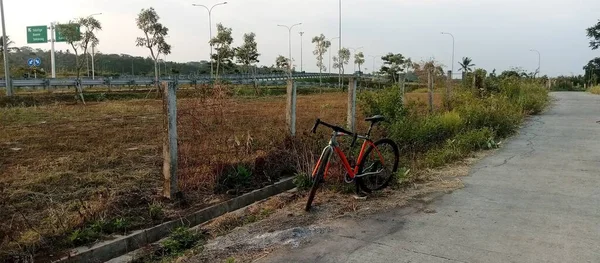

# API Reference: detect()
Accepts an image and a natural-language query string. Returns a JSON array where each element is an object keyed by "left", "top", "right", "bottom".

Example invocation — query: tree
[
  {"left": 135, "top": 7, "right": 171, "bottom": 92},
  {"left": 0, "top": 36, "right": 15, "bottom": 54},
  {"left": 56, "top": 17, "right": 102, "bottom": 103},
  {"left": 412, "top": 59, "right": 445, "bottom": 83},
  {"left": 333, "top": 48, "right": 350, "bottom": 77},
  {"left": 587, "top": 20, "right": 600, "bottom": 50},
  {"left": 312, "top": 34, "right": 331, "bottom": 85},
  {"left": 458, "top": 57, "right": 475, "bottom": 72},
  {"left": 210, "top": 23, "right": 234, "bottom": 81},
  {"left": 379, "top": 53, "right": 405, "bottom": 83},
  {"left": 234, "top": 32, "right": 260, "bottom": 76},
  {"left": 354, "top": 51, "right": 365, "bottom": 73},
  {"left": 584, "top": 57, "right": 600, "bottom": 85},
  {"left": 275, "top": 55, "right": 290, "bottom": 71},
  {"left": 0, "top": 36, "right": 16, "bottom": 76}
]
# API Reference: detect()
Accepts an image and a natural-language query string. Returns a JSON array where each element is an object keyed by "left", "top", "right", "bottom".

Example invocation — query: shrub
[
  {"left": 390, "top": 111, "right": 464, "bottom": 153},
  {"left": 424, "top": 128, "right": 495, "bottom": 168},
  {"left": 588, "top": 86, "right": 600, "bottom": 95},
  {"left": 360, "top": 77, "right": 548, "bottom": 170},
  {"left": 161, "top": 227, "right": 204, "bottom": 255},
  {"left": 293, "top": 173, "right": 313, "bottom": 191},
  {"left": 359, "top": 86, "right": 406, "bottom": 123},
  {"left": 453, "top": 92, "right": 522, "bottom": 138}
]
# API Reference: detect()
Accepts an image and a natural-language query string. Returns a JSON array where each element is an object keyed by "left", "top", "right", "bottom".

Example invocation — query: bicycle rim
[{"left": 357, "top": 139, "right": 399, "bottom": 193}]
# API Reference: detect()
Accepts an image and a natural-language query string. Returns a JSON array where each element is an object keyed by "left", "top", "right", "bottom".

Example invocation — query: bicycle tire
[
  {"left": 305, "top": 148, "right": 332, "bottom": 211},
  {"left": 356, "top": 138, "right": 399, "bottom": 193}
]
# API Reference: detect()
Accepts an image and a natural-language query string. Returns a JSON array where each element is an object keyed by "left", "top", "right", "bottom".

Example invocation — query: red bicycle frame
[{"left": 312, "top": 132, "right": 385, "bottom": 180}]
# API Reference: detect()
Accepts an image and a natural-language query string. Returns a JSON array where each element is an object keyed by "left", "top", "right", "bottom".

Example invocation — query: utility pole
[
  {"left": 299, "top": 32, "right": 304, "bottom": 72},
  {"left": 0, "top": 0, "right": 12, "bottom": 96},
  {"left": 441, "top": 32, "right": 455, "bottom": 79},
  {"left": 339, "top": 0, "right": 342, "bottom": 89}
]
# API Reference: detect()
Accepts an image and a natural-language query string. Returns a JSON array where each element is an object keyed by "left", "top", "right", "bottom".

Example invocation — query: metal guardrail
[{"left": 0, "top": 73, "right": 363, "bottom": 89}]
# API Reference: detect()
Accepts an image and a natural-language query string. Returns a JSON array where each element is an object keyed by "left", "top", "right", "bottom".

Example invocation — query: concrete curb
[{"left": 56, "top": 177, "right": 295, "bottom": 263}]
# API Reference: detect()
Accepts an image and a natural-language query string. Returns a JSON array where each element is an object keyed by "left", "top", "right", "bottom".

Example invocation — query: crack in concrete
[
  {"left": 522, "top": 133, "right": 538, "bottom": 157},
  {"left": 399, "top": 247, "right": 471, "bottom": 263},
  {"left": 493, "top": 154, "right": 517, "bottom": 167}
]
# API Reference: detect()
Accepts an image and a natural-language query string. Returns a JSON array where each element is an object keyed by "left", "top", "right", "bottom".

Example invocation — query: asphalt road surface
[{"left": 260, "top": 92, "right": 600, "bottom": 263}]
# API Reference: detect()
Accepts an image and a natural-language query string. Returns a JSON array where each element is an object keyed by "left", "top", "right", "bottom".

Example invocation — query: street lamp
[
  {"left": 349, "top": 46, "right": 363, "bottom": 72},
  {"left": 0, "top": 0, "right": 12, "bottom": 96},
  {"left": 328, "top": 37, "right": 339, "bottom": 74},
  {"left": 193, "top": 2, "right": 228, "bottom": 78},
  {"left": 369, "top": 55, "right": 379, "bottom": 75},
  {"left": 530, "top": 49, "right": 541, "bottom": 77},
  {"left": 277, "top": 23, "right": 302, "bottom": 76},
  {"left": 88, "top": 13, "right": 102, "bottom": 80},
  {"left": 299, "top": 32, "right": 304, "bottom": 72},
  {"left": 440, "top": 32, "right": 455, "bottom": 78}
]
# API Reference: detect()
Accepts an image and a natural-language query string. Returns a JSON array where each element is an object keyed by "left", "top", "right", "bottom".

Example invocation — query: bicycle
[{"left": 305, "top": 115, "right": 399, "bottom": 211}]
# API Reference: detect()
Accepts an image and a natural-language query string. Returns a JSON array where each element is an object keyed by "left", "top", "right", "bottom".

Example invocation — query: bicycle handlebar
[{"left": 311, "top": 119, "right": 359, "bottom": 147}]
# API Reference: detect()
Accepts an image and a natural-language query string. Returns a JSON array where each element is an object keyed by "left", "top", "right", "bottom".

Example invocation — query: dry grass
[
  {"left": 0, "top": 89, "right": 437, "bottom": 260},
  {"left": 588, "top": 85, "right": 600, "bottom": 95}
]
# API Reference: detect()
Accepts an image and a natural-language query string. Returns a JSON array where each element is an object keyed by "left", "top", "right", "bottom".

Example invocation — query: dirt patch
[{"left": 174, "top": 151, "right": 492, "bottom": 263}]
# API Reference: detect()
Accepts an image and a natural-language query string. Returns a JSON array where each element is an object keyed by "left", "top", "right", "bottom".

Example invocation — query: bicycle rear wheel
[
  {"left": 356, "top": 138, "right": 399, "bottom": 193},
  {"left": 305, "top": 147, "right": 332, "bottom": 211}
]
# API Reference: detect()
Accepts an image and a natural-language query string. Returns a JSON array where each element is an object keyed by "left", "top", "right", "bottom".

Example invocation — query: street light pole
[
  {"left": 0, "top": 0, "right": 12, "bottom": 96},
  {"left": 277, "top": 23, "right": 302, "bottom": 77},
  {"left": 339, "top": 0, "right": 342, "bottom": 89},
  {"left": 88, "top": 13, "right": 102, "bottom": 80},
  {"left": 193, "top": 2, "right": 228, "bottom": 78},
  {"left": 369, "top": 55, "right": 378, "bottom": 75},
  {"left": 328, "top": 37, "right": 339, "bottom": 75},
  {"left": 299, "top": 32, "right": 304, "bottom": 72},
  {"left": 441, "top": 32, "right": 455, "bottom": 79},
  {"left": 530, "top": 49, "right": 541, "bottom": 77}
]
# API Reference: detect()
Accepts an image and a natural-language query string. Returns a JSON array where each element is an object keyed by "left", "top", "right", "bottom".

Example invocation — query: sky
[{"left": 4, "top": 0, "right": 600, "bottom": 76}]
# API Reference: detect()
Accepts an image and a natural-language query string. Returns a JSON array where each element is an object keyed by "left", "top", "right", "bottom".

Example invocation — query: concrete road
[{"left": 260, "top": 92, "right": 600, "bottom": 263}]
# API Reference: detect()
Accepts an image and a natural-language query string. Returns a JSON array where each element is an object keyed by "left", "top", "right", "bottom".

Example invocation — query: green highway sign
[
  {"left": 26, "top": 26, "right": 48, "bottom": 44},
  {"left": 55, "top": 24, "right": 81, "bottom": 42}
]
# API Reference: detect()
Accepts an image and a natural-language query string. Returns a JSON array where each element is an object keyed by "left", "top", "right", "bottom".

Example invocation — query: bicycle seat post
[{"left": 366, "top": 122, "right": 374, "bottom": 138}]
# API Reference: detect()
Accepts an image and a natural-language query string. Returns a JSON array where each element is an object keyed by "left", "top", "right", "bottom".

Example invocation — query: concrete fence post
[
  {"left": 347, "top": 76, "right": 357, "bottom": 132},
  {"left": 286, "top": 80, "right": 297, "bottom": 136},
  {"left": 162, "top": 80, "right": 179, "bottom": 199},
  {"left": 428, "top": 69, "right": 434, "bottom": 113},
  {"left": 400, "top": 73, "right": 406, "bottom": 96}
]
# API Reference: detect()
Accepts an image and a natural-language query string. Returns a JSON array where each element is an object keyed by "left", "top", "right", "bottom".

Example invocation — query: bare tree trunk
[{"left": 154, "top": 59, "right": 159, "bottom": 92}]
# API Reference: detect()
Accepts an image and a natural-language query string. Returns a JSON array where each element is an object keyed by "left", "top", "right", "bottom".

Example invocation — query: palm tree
[
  {"left": 458, "top": 57, "right": 475, "bottom": 79},
  {"left": 0, "top": 36, "right": 16, "bottom": 76},
  {"left": 0, "top": 36, "right": 15, "bottom": 53},
  {"left": 458, "top": 57, "right": 474, "bottom": 72}
]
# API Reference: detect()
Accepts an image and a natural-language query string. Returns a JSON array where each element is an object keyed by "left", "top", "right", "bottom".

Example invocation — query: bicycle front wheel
[
  {"left": 305, "top": 147, "right": 332, "bottom": 211},
  {"left": 356, "top": 138, "right": 399, "bottom": 193}
]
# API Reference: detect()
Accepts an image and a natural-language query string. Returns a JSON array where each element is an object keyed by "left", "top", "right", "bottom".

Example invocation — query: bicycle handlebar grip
[
  {"left": 311, "top": 119, "right": 321, "bottom": 134},
  {"left": 350, "top": 133, "right": 358, "bottom": 148}
]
